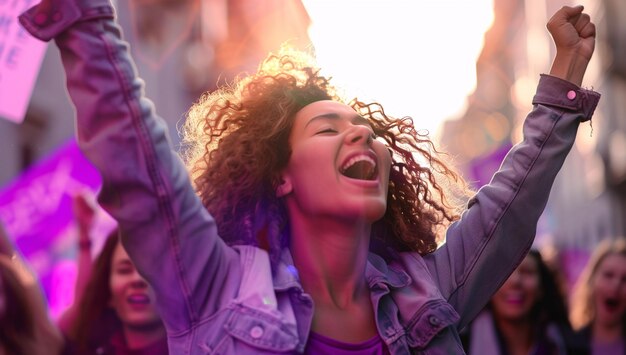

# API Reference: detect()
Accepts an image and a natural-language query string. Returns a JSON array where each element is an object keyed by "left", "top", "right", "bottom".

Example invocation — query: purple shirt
[
  {"left": 592, "top": 338, "right": 625, "bottom": 355},
  {"left": 305, "top": 332, "right": 390, "bottom": 355}
]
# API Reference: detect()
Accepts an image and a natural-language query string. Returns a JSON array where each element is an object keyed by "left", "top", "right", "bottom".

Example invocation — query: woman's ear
[{"left": 276, "top": 176, "right": 293, "bottom": 197}]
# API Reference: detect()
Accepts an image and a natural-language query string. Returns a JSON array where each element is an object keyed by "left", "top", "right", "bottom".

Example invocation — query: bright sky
[{"left": 301, "top": 0, "right": 494, "bottom": 141}]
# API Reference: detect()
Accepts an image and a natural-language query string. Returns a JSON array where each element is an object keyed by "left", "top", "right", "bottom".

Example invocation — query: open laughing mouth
[
  {"left": 603, "top": 297, "right": 621, "bottom": 312},
  {"left": 340, "top": 154, "right": 378, "bottom": 181},
  {"left": 127, "top": 294, "right": 150, "bottom": 305}
]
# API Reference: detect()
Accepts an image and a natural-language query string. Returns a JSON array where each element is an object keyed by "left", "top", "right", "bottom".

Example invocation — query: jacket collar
[
  {"left": 272, "top": 248, "right": 305, "bottom": 292},
  {"left": 366, "top": 252, "right": 411, "bottom": 290},
  {"left": 272, "top": 247, "right": 411, "bottom": 292}
]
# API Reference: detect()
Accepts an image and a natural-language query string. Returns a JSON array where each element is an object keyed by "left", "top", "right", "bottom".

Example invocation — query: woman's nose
[
  {"left": 129, "top": 271, "right": 148, "bottom": 288},
  {"left": 507, "top": 269, "right": 522, "bottom": 284},
  {"left": 345, "top": 124, "right": 374, "bottom": 145}
]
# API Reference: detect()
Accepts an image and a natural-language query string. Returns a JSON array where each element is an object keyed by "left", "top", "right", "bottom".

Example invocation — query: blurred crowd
[{"left": 1, "top": 194, "right": 624, "bottom": 354}]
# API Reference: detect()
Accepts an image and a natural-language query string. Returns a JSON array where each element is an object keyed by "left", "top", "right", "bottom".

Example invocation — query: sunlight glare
[{"left": 302, "top": 0, "right": 494, "bottom": 140}]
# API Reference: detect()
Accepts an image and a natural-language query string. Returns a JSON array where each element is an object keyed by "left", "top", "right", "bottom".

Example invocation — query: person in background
[
  {"left": 19, "top": 0, "right": 600, "bottom": 353},
  {"left": 58, "top": 192, "right": 98, "bottom": 335},
  {"left": 462, "top": 249, "right": 588, "bottom": 355},
  {"left": 0, "top": 222, "right": 64, "bottom": 355},
  {"left": 63, "top": 229, "right": 168, "bottom": 355},
  {"left": 570, "top": 238, "right": 626, "bottom": 355}
]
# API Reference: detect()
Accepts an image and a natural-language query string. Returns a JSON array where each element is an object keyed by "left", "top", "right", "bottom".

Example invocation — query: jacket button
[
  {"left": 34, "top": 13, "right": 48, "bottom": 25},
  {"left": 250, "top": 325, "right": 264, "bottom": 339},
  {"left": 428, "top": 315, "right": 440, "bottom": 326},
  {"left": 567, "top": 90, "right": 577, "bottom": 100}
]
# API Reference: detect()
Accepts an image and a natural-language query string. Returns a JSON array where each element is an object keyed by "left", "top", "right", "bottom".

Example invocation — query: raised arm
[
  {"left": 57, "top": 193, "right": 96, "bottom": 335},
  {"left": 70, "top": 193, "right": 96, "bottom": 302},
  {"left": 421, "top": 5, "right": 600, "bottom": 329},
  {"left": 18, "top": 0, "right": 242, "bottom": 336},
  {"left": 547, "top": 5, "right": 596, "bottom": 86}
]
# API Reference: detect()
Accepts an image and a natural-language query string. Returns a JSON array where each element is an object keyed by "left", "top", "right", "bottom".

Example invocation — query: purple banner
[
  {"left": 0, "top": 139, "right": 116, "bottom": 318},
  {"left": 0, "top": 140, "right": 101, "bottom": 249},
  {"left": 559, "top": 248, "right": 591, "bottom": 296},
  {"left": 469, "top": 142, "right": 513, "bottom": 189}
]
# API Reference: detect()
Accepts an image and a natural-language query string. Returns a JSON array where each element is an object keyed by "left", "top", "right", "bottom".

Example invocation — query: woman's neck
[
  {"left": 123, "top": 323, "right": 166, "bottom": 350},
  {"left": 288, "top": 214, "right": 378, "bottom": 342},
  {"left": 494, "top": 316, "right": 534, "bottom": 355},
  {"left": 289, "top": 214, "right": 371, "bottom": 308},
  {"left": 593, "top": 318, "right": 624, "bottom": 343}
]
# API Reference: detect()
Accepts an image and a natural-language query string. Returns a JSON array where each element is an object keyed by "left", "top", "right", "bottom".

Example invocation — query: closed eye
[
  {"left": 115, "top": 267, "right": 134, "bottom": 275},
  {"left": 316, "top": 128, "right": 338, "bottom": 135}
]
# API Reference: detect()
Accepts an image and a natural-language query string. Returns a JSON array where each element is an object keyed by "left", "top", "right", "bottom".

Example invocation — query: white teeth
[{"left": 342, "top": 155, "right": 376, "bottom": 171}]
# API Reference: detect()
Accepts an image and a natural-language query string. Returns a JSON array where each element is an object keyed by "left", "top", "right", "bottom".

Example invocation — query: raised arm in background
[{"left": 57, "top": 192, "right": 97, "bottom": 335}]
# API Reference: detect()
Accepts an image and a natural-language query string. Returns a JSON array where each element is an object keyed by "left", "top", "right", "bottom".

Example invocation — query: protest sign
[
  {"left": 0, "top": 139, "right": 116, "bottom": 318},
  {"left": 0, "top": 0, "right": 47, "bottom": 123}
]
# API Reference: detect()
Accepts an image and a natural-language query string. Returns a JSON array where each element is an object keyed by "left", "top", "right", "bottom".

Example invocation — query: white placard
[{"left": 0, "top": 0, "right": 47, "bottom": 123}]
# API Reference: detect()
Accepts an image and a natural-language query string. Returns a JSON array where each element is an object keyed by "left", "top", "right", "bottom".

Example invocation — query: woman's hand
[
  {"left": 72, "top": 192, "right": 96, "bottom": 239},
  {"left": 547, "top": 5, "right": 596, "bottom": 86}
]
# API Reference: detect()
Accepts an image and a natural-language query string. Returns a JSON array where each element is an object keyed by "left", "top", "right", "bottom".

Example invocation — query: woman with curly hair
[
  {"left": 570, "top": 238, "right": 626, "bottom": 355},
  {"left": 20, "top": 0, "right": 600, "bottom": 353}
]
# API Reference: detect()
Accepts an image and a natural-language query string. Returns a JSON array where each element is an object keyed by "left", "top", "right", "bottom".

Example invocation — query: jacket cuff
[
  {"left": 532, "top": 74, "right": 601, "bottom": 122},
  {"left": 18, "top": 0, "right": 114, "bottom": 42}
]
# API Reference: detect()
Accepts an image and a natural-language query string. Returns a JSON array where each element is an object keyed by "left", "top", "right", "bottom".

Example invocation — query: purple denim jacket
[{"left": 20, "top": 1, "right": 600, "bottom": 354}]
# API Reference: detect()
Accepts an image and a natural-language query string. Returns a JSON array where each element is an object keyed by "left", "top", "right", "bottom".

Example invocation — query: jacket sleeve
[
  {"left": 19, "top": 0, "right": 242, "bottom": 335},
  {"left": 424, "top": 75, "right": 600, "bottom": 329}
]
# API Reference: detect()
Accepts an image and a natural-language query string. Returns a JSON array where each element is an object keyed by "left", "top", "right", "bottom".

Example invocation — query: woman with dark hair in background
[
  {"left": 19, "top": 0, "right": 600, "bottom": 353},
  {"left": 570, "top": 238, "right": 626, "bottom": 355},
  {"left": 462, "top": 249, "right": 588, "bottom": 355},
  {"left": 63, "top": 229, "right": 168, "bottom": 354}
]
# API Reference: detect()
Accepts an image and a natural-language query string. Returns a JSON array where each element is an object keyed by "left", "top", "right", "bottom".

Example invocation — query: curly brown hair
[{"left": 182, "top": 47, "right": 469, "bottom": 264}]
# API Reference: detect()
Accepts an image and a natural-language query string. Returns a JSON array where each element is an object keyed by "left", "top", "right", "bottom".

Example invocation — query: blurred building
[
  {"left": 0, "top": 0, "right": 312, "bottom": 186},
  {"left": 440, "top": 0, "right": 626, "bottom": 289}
]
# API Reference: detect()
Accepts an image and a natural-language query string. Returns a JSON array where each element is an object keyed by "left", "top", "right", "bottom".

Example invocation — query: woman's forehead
[
  {"left": 111, "top": 241, "right": 130, "bottom": 263},
  {"left": 598, "top": 253, "right": 626, "bottom": 270},
  {"left": 296, "top": 100, "right": 356, "bottom": 120},
  {"left": 294, "top": 100, "right": 366, "bottom": 128}
]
